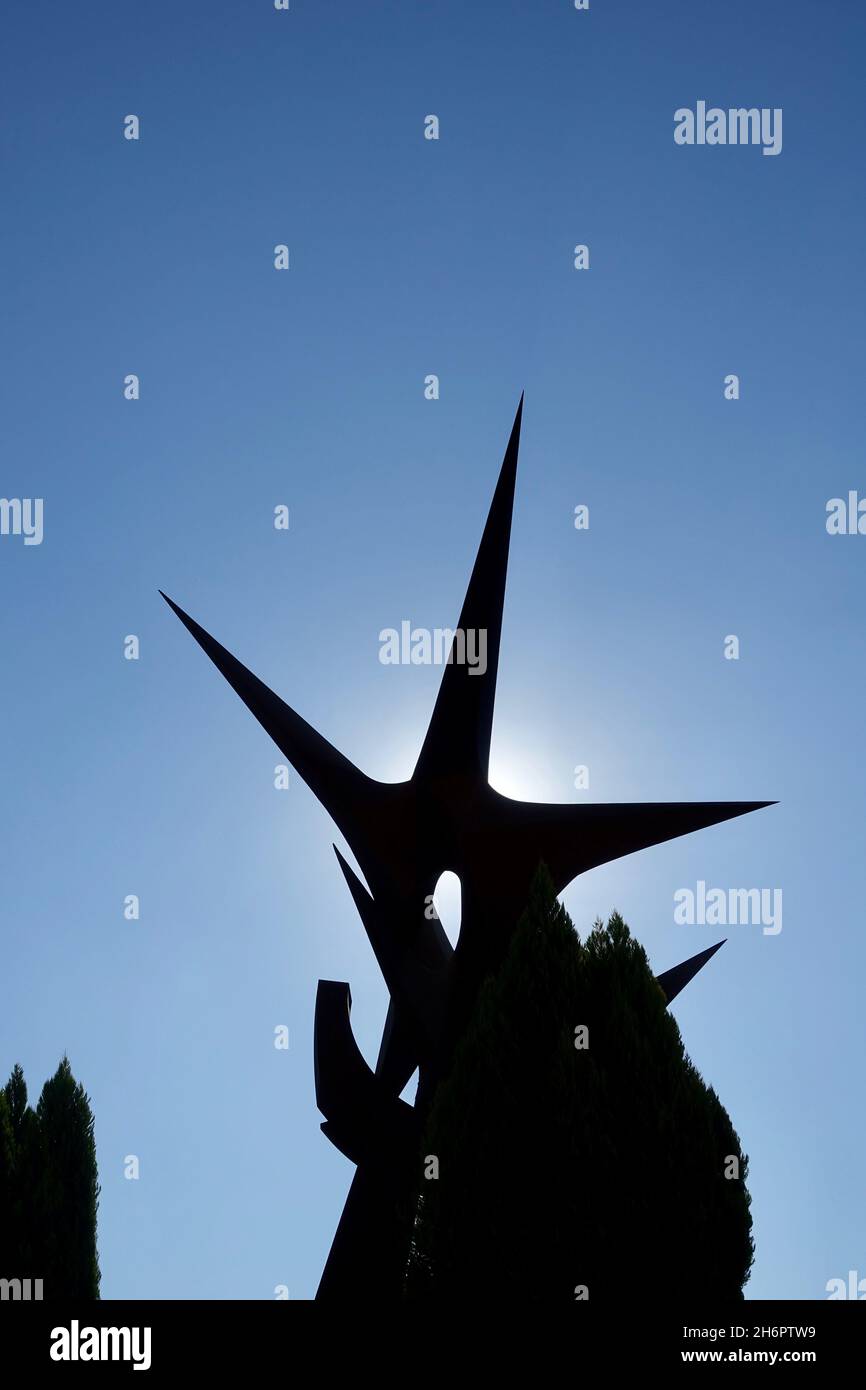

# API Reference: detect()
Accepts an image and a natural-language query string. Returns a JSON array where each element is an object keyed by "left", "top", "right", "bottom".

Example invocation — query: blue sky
[{"left": 2, "top": 0, "right": 864, "bottom": 1299}]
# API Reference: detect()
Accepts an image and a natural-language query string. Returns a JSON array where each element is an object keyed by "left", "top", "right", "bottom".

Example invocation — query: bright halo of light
[{"left": 488, "top": 739, "right": 557, "bottom": 802}]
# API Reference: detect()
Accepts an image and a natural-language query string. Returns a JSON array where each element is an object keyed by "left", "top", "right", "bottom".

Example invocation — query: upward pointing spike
[
  {"left": 656, "top": 940, "right": 725, "bottom": 1004},
  {"left": 160, "top": 591, "right": 379, "bottom": 845},
  {"left": 414, "top": 394, "right": 523, "bottom": 782}
]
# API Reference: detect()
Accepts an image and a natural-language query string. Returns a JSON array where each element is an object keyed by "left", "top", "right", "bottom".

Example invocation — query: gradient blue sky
[{"left": 2, "top": 0, "right": 864, "bottom": 1299}]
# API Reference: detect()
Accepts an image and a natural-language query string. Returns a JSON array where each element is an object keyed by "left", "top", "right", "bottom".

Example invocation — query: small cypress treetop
[
  {"left": 35, "top": 1057, "right": 101, "bottom": 1299},
  {"left": 4, "top": 1062, "right": 28, "bottom": 1142}
]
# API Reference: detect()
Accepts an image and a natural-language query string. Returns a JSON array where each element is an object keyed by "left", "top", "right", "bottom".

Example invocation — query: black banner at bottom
[{"left": 1, "top": 1299, "right": 860, "bottom": 1375}]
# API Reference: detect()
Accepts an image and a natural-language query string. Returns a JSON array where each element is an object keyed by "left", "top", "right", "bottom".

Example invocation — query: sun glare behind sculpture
[{"left": 488, "top": 739, "right": 555, "bottom": 802}]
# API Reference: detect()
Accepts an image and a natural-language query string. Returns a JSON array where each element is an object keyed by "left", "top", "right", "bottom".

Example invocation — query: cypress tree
[
  {"left": 35, "top": 1057, "right": 101, "bottom": 1299},
  {"left": 407, "top": 865, "right": 753, "bottom": 1300},
  {"left": 1, "top": 1063, "right": 39, "bottom": 1278}
]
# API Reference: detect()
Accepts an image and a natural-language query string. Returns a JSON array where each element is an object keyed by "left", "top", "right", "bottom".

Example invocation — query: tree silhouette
[
  {"left": 407, "top": 867, "right": 754, "bottom": 1300},
  {"left": 1, "top": 1058, "right": 100, "bottom": 1298},
  {"left": 4, "top": 1062, "right": 27, "bottom": 1142},
  {"left": 1, "top": 1063, "right": 37, "bottom": 1278}
]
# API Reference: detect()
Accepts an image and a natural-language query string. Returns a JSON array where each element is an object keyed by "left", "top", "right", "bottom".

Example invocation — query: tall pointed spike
[
  {"left": 160, "top": 591, "right": 379, "bottom": 843},
  {"left": 414, "top": 395, "right": 523, "bottom": 782},
  {"left": 656, "top": 940, "right": 726, "bottom": 1005},
  {"left": 487, "top": 795, "right": 777, "bottom": 898}
]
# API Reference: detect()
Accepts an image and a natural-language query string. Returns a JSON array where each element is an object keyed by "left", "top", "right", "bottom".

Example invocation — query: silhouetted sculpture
[{"left": 162, "top": 398, "right": 773, "bottom": 1298}]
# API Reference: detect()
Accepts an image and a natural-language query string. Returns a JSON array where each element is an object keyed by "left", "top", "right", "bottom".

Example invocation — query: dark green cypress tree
[
  {"left": 35, "top": 1057, "right": 101, "bottom": 1299},
  {"left": 407, "top": 866, "right": 753, "bottom": 1301}
]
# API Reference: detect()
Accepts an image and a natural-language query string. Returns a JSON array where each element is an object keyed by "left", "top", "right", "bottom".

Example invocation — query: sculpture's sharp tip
[
  {"left": 509, "top": 394, "right": 524, "bottom": 442},
  {"left": 159, "top": 590, "right": 184, "bottom": 619},
  {"left": 656, "top": 937, "right": 727, "bottom": 1005},
  {"left": 159, "top": 591, "right": 211, "bottom": 641}
]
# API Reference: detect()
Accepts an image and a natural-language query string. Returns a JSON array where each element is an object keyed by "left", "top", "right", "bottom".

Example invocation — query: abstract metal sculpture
[{"left": 162, "top": 398, "right": 773, "bottom": 1298}]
